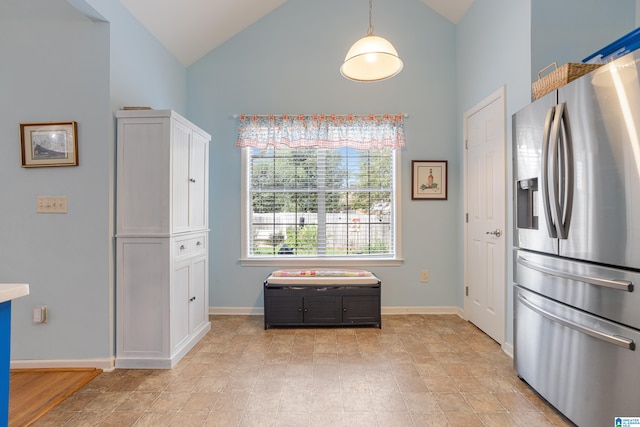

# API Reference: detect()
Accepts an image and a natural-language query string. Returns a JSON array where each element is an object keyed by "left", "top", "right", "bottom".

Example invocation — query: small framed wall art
[
  {"left": 19, "top": 121, "right": 78, "bottom": 167},
  {"left": 412, "top": 160, "right": 448, "bottom": 200}
]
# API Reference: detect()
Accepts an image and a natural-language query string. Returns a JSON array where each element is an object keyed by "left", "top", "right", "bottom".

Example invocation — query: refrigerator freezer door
[
  {"left": 558, "top": 51, "right": 640, "bottom": 270},
  {"left": 513, "top": 90, "right": 559, "bottom": 255},
  {"left": 514, "top": 285, "right": 640, "bottom": 427},
  {"left": 514, "top": 249, "right": 640, "bottom": 330}
]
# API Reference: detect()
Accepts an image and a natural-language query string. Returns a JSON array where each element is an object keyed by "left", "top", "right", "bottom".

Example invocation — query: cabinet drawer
[{"left": 175, "top": 234, "right": 207, "bottom": 258}]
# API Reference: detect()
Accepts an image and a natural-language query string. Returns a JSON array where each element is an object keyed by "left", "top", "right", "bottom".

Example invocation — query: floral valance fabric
[{"left": 236, "top": 114, "right": 406, "bottom": 150}]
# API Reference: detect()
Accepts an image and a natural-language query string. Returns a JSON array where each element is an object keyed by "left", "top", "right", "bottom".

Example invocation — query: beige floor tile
[
  {"left": 433, "top": 392, "right": 474, "bottom": 412},
  {"left": 376, "top": 410, "right": 415, "bottom": 426},
  {"left": 401, "top": 391, "right": 439, "bottom": 412},
  {"left": 444, "top": 411, "right": 485, "bottom": 427},
  {"left": 409, "top": 411, "right": 448, "bottom": 426},
  {"left": 274, "top": 411, "right": 310, "bottom": 427},
  {"left": 205, "top": 410, "right": 244, "bottom": 426},
  {"left": 463, "top": 392, "right": 506, "bottom": 413},
  {"left": 34, "top": 314, "right": 575, "bottom": 427}
]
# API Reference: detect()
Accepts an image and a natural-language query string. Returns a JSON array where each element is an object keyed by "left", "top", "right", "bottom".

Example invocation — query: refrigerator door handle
[
  {"left": 548, "top": 103, "right": 565, "bottom": 239},
  {"left": 557, "top": 103, "right": 574, "bottom": 238},
  {"left": 517, "top": 255, "right": 634, "bottom": 292},
  {"left": 541, "top": 106, "right": 558, "bottom": 238},
  {"left": 517, "top": 293, "right": 636, "bottom": 350}
]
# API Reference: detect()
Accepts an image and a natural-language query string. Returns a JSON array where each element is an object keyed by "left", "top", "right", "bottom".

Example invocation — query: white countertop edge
[{"left": 0, "top": 283, "right": 30, "bottom": 303}]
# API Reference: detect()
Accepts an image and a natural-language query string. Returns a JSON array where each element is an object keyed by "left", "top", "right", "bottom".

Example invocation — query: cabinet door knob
[
  {"left": 298, "top": 308, "right": 302, "bottom": 312},
  {"left": 180, "top": 245, "right": 186, "bottom": 250},
  {"left": 196, "top": 241, "right": 201, "bottom": 246},
  {"left": 189, "top": 178, "right": 196, "bottom": 183},
  {"left": 343, "top": 308, "right": 347, "bottom": 312}
]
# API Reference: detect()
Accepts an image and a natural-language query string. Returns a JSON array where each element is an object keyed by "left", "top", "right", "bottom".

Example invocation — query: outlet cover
[
  {"left": 420, "top": 270, "right": 429, "bottom": 283},
  {"left": 33, "top": 306, "right": 48, "bottom": 323}
]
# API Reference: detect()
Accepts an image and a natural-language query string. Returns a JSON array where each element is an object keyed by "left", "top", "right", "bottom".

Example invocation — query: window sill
[{"left": 239, "top": 257, "right": 404, "bottom": 267}]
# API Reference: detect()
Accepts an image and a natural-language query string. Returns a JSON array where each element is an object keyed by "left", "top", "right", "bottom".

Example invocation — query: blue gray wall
[
  {"left": 187, "top": 0, "right": 462, "bottom": 313},
  {"left": 457, "top": 0, "right": 636, "bottom": 345},
  {"left": 0, "top": 0, "right": 186, "bottom": 365},
  {"left": 0, "top": 0, "right": 112, "bottom": 362},
  {"left": 532, "top": 0, "right": 637, "bottom": 84}
]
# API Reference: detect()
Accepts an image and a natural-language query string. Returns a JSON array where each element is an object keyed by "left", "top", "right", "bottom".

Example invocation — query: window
[{"left": 238, "top": 114, "right": 404, "bottom": 265}]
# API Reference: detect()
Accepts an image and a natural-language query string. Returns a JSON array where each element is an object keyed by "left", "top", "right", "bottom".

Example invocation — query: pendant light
[{"left": 340, "top": 0, "right": 403, "bottom": 82}]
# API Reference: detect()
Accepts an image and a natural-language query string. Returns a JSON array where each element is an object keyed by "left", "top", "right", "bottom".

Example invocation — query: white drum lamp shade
[
  {"left": 340, "top": 0, "right": 403, "bottom": 82},
  {"left": 340, "top": 34, "right": 403, "bottom": 82}
]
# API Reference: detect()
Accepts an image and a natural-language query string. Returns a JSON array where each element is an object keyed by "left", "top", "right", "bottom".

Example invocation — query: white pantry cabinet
[
  {"left": 115, "top": 110, "right": 211, "bottom": 369},
  {"left": 116, "top": 109, "right": 209, "bottom": 236}
]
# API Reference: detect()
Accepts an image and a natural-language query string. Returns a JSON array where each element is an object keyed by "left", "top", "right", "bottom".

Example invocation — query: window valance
[{"left": 236, "top": 114, "right": 406, "bottom": 150}]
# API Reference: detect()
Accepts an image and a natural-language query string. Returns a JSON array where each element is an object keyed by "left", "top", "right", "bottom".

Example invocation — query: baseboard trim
[
  {"left": 502, "top": 341, "right": 514, "bottom": 358},
  {"left": 382, "top": 306, "right": 464, "bottom": 317},
  {"left": 11, "top": 358, "right": 115, "bottom": 372},
  {"left": 210, "top": 306, "right": 464, "bottom": 317},
  {"left": 210, "top": 307, "right": 264, "bottom": 316}
]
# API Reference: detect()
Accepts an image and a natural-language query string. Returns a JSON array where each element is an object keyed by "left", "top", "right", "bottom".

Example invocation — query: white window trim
[{"left": 239, "top": 147, "right": 403, "bottom": 267}]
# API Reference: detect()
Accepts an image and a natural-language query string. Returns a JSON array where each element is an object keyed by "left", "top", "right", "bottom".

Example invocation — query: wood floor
[{"left": 9, "top": 368, "right": 102, "bottom": 427}]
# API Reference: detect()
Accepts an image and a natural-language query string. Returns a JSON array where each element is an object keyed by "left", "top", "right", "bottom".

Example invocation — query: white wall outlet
[
  {"left": 32, "top": 306, "right": 48, "bottom": 323},
  {"left": 420, "top": 269, "right": 429, "bottom": 283},
  {"left": 36, "top": 196, "right": 68, "bottom": 214}
]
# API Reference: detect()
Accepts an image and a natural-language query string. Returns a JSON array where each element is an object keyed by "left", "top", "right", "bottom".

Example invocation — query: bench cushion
[{"left": 265, "top": 269, "right": 379, "bottom": 286}]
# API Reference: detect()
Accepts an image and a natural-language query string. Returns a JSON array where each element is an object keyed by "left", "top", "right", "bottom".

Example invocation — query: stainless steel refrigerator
[{"left": 513, "top": 50, "right": 640, "bottom": 427}]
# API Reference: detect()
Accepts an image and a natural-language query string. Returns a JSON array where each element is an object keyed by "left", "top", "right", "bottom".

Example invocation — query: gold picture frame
[
  {"left": 412, "top": 160, "right": 448, "bottom": 200},
  {"left": 20, "top": 121, "right": 78, "bottom": 167}
]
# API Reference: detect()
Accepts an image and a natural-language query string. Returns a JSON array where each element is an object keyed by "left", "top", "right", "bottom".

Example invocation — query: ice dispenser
[{"left": 517, "top": 178, "right": 538, "bottom": 229}]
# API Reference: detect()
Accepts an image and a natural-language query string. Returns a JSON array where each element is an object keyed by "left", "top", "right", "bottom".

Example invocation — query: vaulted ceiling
[{"left": 119, "top": 0, "right": 475, "bottom": 66}]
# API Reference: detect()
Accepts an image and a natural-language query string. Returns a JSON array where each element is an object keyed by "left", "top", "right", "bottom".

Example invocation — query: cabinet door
[
  {"left": 117, "top": 239, "right": 169, "bottom": 357},
  {"left": 189, "top": 256, "right": 207, "bottom": 333},
  {"left": 266, "top": 296, "right": 304, "bottom": 324},
  {"left": 172, "top": 262, "right": 190, "bottom": 351},
  {"left": 342, "top": 295, "right": 380, "bottom": 324},
  {"left": 172, "top": 121, "right": 192, "bottom": 233},
  {"left": 303, "top": 296, "right": 341, "bottom": 324},
  {"left": 117, "top": 118, "right": 171, "bottom": 235},
  {"left": 189, "top": 131, "right": 208, "bottom": 230}
]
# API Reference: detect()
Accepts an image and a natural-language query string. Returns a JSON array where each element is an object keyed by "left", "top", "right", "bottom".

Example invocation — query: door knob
[{"left": 486, "top": 229, "right": 502, "bottom": 237}]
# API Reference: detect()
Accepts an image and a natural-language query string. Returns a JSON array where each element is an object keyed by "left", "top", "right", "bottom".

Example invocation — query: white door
[{"left": 464, "top": 87, "right": 506, "bottom": 345}]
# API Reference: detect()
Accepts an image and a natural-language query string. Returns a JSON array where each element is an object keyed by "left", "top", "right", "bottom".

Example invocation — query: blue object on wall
[
  {"left": 0, "top": 301, "right": 11, "bottom": 426},
  {"left": 583, "top": 27, "right": 640, "bottom": 63}
]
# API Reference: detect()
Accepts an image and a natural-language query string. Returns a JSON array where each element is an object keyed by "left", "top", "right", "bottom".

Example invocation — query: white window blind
[{"left": 238, "top": 114, "right": 404, "bottom": 262}]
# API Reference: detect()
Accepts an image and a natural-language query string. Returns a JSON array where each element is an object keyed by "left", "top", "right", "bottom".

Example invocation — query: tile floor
[{"left": 33, "top": 314, "right": 574, "bottom": 426}]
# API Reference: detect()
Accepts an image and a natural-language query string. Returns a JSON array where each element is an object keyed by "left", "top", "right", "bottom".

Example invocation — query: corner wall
[
  {"left": 0, "top": 0, "right": 112, "bottom": 362},
  {"left": 1, "top": 0, "right": 188, "bottom": 367}
]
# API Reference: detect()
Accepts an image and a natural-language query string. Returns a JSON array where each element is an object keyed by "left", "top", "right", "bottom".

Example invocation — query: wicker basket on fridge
[{"left": 532, "top": 62, "right": 602, "bottom": 100}]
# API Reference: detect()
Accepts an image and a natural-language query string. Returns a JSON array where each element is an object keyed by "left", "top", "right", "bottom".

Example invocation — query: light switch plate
[{"left": 37, "top": 196, "right": 68, "bottom": 213}]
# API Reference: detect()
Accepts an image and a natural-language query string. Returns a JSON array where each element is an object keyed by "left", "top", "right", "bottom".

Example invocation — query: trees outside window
[{"left": 247, "top": 147, "right": 396, "bottom": 258}]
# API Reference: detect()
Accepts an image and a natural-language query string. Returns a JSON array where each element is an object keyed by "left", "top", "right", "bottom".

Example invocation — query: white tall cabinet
[{"left": 115, "top": 109, "right": 211, "bottom": 369}]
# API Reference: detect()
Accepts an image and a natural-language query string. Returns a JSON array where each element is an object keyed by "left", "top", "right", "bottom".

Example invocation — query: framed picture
[
  {"left": 19, "top": 121, "right": 78, "bottom": 167},
  {"left": 412, "top": 160, "right": 448, "bottom": 200}
]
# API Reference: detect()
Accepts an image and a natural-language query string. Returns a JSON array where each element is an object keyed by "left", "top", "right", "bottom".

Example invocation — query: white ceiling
[{"left": 119, "top": 0, "right": 475, "bottom": 66}]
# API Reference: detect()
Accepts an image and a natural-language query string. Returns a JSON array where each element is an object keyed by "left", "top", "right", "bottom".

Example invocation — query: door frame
[{"left": 463, "top": 85, "right": 507, "bottom": 343}]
